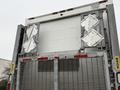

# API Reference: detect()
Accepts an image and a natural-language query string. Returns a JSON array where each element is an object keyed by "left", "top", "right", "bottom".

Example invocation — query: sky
[{"left": 0, "top": 0, "right": 120, "bottom": 60}]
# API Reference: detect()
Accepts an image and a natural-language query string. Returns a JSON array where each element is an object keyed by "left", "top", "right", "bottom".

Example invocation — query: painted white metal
[
  {"left": 25, "top": 3, "right": 104, "bottom": 25},
  {"left": 25, "top": 0, "right": 113, "bottom": 25},
  {"left": 38, "top": 16, "right": 81, "bottom": 53}
]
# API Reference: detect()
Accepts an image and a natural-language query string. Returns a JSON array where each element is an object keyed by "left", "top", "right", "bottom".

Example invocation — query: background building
[{"left": 0, "top": 59, "right": 11, "bottom": 81}]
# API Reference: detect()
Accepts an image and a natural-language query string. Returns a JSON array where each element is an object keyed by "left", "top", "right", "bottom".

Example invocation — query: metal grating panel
[
  {"left": 19, "top": 56, "right": 107, "bottom": 90},
  {"left": 19, "top": 60, "right": 54, "bottom": 90},
  {"left": 58, "top": 57, "right": 107, "bottom": 90}
]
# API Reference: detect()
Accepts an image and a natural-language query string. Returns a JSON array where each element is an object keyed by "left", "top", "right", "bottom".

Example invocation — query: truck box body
[{"left": 11, "top": 0, "right": 120, "bottom": 90}]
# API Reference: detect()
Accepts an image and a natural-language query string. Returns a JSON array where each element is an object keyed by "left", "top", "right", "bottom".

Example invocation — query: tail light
[
  {"left": 118, "top": 86, "right": 120, "bottom": 90},
  {"left": 38, "top": 57, "right": 48, "bottom": 61},
  {"left": 7, "top": 81, "right": 10, "bottom": 90}
]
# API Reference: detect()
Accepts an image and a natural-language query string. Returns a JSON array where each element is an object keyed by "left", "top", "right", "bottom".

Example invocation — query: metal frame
[
  {"left": 25, "top": 0, "right": 112, "bottom": 25},
  {"left": 12, "top": 0, "right": 120, "bottom": 90},
  {"left": 106, "top": 4, "right": 120, "bottom": 57},
  {"left": 54, "top": 58, "right": 59, "bottom": 90},
  {"left": 106, "top": 4, "right": 120, "bottom": 90},
  {"left": 16, "top": 52, "right": 112, "bottom": 90},
  {"left": 104, "top": 52, "right": 111, "bottom": 90},
  {"left": 16, "top": 60, "right": 21, "bottom": 90},
  {"left": 12, "top": 25, "right": 25, "bottom": 63},
  {"left": 11, "top": 25, "right": 25, "bottom": 90}
]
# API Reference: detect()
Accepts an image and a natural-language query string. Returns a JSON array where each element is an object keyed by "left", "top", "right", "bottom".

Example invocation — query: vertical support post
[
  {"left": 54, "top": 58, "right": 58, "bottom": 90},
  {"left": 104, "top": 53, "right": 111, "bottom": 90},
  {"left": 11, "top": 25, "right": 25, "bottom": 90},
  {"left": 16, "top": 60, "right": 21, "bottom": 90},
  {"left": 107, "top": 4, "right": 120, "bottom": 57},
  {"left": 12, "top": 25, "right": 25, "bottom": 63},
  {"left": 107, "top": 5, "right": 120, "bottom": 89}
]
